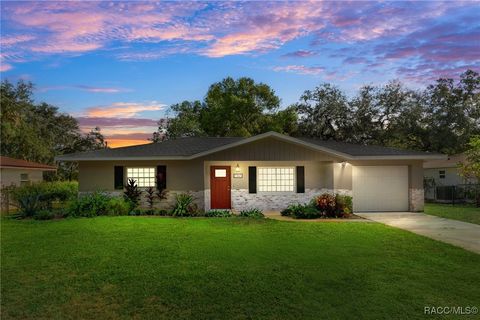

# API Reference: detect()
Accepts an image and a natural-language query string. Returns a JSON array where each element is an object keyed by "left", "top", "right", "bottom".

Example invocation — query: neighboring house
[
  {"left": 0, "top": 156, "right": 57, "bottom": 187},
  {"left": 56, "top": 132, "right": 445, "bottom": 212},
  {"left": 423, "top": 153, "right": 478, "bottom": 200}
]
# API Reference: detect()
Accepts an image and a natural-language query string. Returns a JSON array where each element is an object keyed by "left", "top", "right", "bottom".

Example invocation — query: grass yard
[
  {"left": 425, "top": 202, "right": 480, "bottom": 225},
  {"left": 1, "top": 217, "right": 480, "bottom": 319}
]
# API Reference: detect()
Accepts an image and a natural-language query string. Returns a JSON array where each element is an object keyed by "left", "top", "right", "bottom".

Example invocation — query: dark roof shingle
[
  {"left": 55, "top": 132, "right": 443, "bottom": 160},
  {"left": 57, "top": 137, "right": 243, "bottom": 160}
]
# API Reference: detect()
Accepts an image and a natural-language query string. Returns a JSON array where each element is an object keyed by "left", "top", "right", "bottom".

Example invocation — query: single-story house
[
  {"left": 0, "top": 156, "right": 57, "bottom": 187},
  {"left": 56, "top": 132, "right": 445, "bottom": 212},
  {"left": 424, "top": 153, "right": 478, "bottom": 200}
]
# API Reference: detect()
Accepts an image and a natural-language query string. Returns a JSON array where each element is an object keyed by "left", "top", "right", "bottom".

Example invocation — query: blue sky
[{"left": 1, "top": 1, "right": 479, "bottom": 147}]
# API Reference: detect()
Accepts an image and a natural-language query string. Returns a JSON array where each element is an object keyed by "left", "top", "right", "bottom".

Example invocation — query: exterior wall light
[
  {"left": 341, "top": 161, "right": 347, "bottom": 167},
  {"left": 235, "top": 164, "right": 241, "bottom": 173}
]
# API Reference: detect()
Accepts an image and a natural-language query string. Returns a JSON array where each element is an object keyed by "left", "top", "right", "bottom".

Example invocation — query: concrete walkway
[{"left": 356, "top": 212, "right": 480, "bottom": 254}]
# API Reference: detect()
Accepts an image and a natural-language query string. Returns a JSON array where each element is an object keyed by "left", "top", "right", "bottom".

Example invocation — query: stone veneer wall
[
  {"left": 226, "top": 188, "right": 352, "bottom": 212},
  {"left": 409, "top": 188, "right": 424, "bottom": 212},
  {"left": 80, "top": 190, "right": 204, "bottom": 211}
]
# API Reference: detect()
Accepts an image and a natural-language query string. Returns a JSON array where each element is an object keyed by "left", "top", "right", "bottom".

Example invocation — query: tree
[
  {"left": 0, "top": 80, "right": 107, "bottom": 180},
  {"left": 422, "top": 70, "right": 480, "bottom": 154},
  {"left": 152, "top": 77, "right": 286, "bottom": 139},
  {"left": 296, "top": 83, "right": 352, "bottom": 140},
  {"left": 166, "top": 101, "right": 205, "bottom": 139},
  {"left": 459, "top": 135, "right": 480, "bottom": 206},
  {"left": 200, "top": 77, "right": 280, "bottom": 137}
]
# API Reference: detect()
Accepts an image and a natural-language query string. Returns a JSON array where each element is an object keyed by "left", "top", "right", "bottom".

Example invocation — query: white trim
[{"left": 55, "top": 131, "right": 447, "bottom": 162}]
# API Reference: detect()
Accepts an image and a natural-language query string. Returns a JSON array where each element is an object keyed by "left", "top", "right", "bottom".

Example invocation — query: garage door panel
[{"left": 353, "top": 166, "right": 408, "bottom": 212}]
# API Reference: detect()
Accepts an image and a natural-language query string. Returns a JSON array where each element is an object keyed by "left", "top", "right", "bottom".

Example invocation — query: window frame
[
  {"left": 439, "top": 170, "right": 446, "bottom": 179},
  {"left": 257, "top": 166, "right": 296, "bottom": 193},
  {"left": 126, "top": 167, "right": 156, "bottom": 188},
  {"left": 20, "top": 173, "right": 30, "bottom": 186}
]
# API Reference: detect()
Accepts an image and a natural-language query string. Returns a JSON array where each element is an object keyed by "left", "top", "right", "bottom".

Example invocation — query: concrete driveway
[{"left": 356, "top": 212, "right": 480, "bottom": 254}]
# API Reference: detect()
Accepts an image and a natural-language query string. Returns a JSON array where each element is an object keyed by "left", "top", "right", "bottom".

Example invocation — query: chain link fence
[{"left": 430, "top": 184, "right": 479, "bottom": 204}]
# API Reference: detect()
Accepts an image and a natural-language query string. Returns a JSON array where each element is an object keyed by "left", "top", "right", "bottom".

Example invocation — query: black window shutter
[
  {"left": 248, "top": 166, "right": 257, "bottom": 194},
  {"left": 114, "top": 166, "right": 124, "bottom": 190},
  {"left": 296, "top": 166, "right": 305, "bottom": 193},
  {"left": 157, "top": 165, "right": 167, "bottom": 190}
]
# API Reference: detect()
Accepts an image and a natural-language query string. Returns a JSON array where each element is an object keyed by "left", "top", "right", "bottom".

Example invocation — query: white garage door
[{"left": 352, "top": 166, "right": 409, "bottom": 212}]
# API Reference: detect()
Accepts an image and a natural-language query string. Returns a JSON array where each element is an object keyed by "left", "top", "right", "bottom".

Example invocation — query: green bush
[
  {"left": 10, "top": 181, "right": 78, "bottom": 218},
  {"left": 205, "top": 209, "right": 233, "bottom": 217},
  {"left": 239, "top": 208, "right": 264, "bottom": 218},
  {"left": 335, "top": 194, "right": 353, "bottom": 217},
  {"left": 156, "top": 209, "right": 171, "bottom": 216},
  {"left": 105, "top": 197, "right": 130, "bottom": 216},
  {"left": 42, "top": 181, "right": 78, "bottom": 204},
  {"left": 281, "top": 203, "right": 321, "bottom": 219},
  {"left": 66, "top": 192, "right": 111, "bottom": 217},
  {"left": 172, "top": 193, "right": 198, "bottom": 217},
  {"left": 67, "top": 193, "right": 131, "bottom": 217},
  {"left": 33, "top": 210, "right": 55, "bottom": 220}
]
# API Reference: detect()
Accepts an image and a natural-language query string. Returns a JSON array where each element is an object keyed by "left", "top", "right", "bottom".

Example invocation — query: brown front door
[{"left": 210, "top": 166, "right": 231, "bottom": 209}]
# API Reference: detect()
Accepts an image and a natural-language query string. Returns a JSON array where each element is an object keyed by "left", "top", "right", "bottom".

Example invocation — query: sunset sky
[{"left": 1, "top": 1, "right": 479, "bottom": 147}]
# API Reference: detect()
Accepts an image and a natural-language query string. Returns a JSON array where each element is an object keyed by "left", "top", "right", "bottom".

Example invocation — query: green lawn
[
  {"left": 2, "top": 217, "right": 480, "bottom": 319},
  {"left": 425, "top": 203, "right": 480, "bottom": 225}
]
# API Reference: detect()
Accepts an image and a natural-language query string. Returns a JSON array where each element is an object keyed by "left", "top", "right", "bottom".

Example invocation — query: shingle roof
[
  {"left": 297, "top": 138, "right": 438, "bottom": 157},
  {"left": 0, "top": 156, "right": 57, "bottom": 170},
  {"left": 56, "top": 137, "right": 244, "bottom": 160},
  {"left": 55, "top": 132, "right": 445, "bottom": 161}
]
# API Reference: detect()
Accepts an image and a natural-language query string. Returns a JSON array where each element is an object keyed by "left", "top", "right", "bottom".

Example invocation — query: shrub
[
  {"left": 66, "top": 192, "right": 111, "bottom": 217},
  {"left": 10, "top": 181, "right": 79, "bottom": 218},
  {"left": 105, "top": 197, "right": 130, "bottom": 216},
  {"left": 281, "top": 203, "right": 321, "bottom": 219},
  {"left": 11, "top": 184, "right": 44, "bottom": 217},
  {"left": 33, "top": 210, "right": 55, "bottom": 220},
  {"left": 123, "top": 179, "right": 142, "bottom": 209},
  {"left": 239, "top": 208, "right": 264, "bottom": 218},
  {"left": 156, "top": 209, "right": 170, "bottom": 216},
  {"left": 145, "top": 187, "right": 156, "bottom": 210},
  {"left": 315, "top": 193, "right": 336, "bottom": 217},
  {"left": 205, "top": 209, "right": 233, "bottom": 217},
  {"left": 335, "top": 194, "right": 353, "bottom": 217},
  {"left": 172, "top": 193, "right": 197, "bottom": 217},
  {"left": 42, "top": 181, "right": 78, "bottom": 205}
]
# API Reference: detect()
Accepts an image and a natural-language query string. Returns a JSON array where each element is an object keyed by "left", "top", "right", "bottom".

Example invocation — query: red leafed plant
[{"left": 315, "top": 193, "right": 336, "bottom": 217}]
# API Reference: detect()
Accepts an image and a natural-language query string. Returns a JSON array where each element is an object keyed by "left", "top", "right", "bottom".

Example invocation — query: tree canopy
[
  {"left": 0, "top": 80, "right": 107, "bottom": 180},
  {"left": 155, "top": 70, "right": 479, "bottom": 154},
  {"left": 155, "top": 77, "right": 295, "bottom": 140}
]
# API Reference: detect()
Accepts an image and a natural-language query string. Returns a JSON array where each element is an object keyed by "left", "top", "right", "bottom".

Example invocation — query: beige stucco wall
[
  {"left": 78, "top": 160, "right": 204, "bottom": 192},
  {"left": 0, "top": 168, "right": 44, "bottom": 187}
]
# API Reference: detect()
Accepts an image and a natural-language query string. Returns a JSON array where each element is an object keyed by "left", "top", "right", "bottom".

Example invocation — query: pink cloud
[
  {"left": 76, "top": 117, "right": 158, "bottom": 128},
  {"left": 85, "top": 102, "right": 165, "bottom": 118},
  {"left": 75, "top": 85, "right": 129, "bottom": 93},
  {"left": 0, "top": 63, "right": 13, "bottom": 72},
  {"left": 37, "top": 85, "right": 129, "bottom": 93}
]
